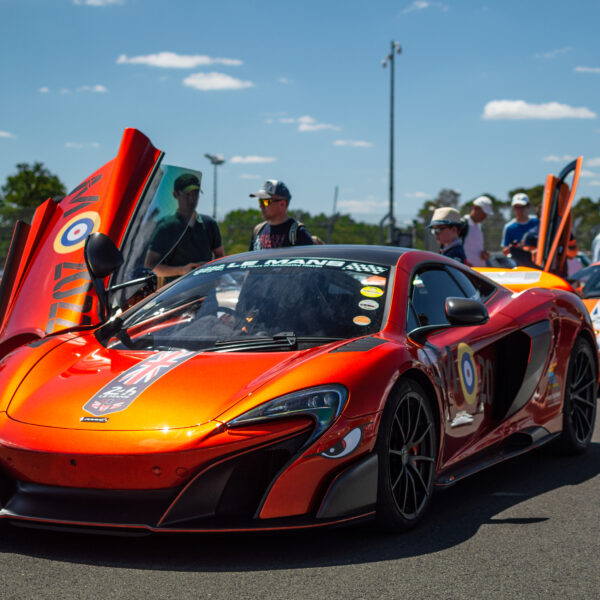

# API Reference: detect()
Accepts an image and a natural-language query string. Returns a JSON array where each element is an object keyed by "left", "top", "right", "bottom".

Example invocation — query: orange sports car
[{"left": 0, "top": 130, "right": 596, "bottom": 534}]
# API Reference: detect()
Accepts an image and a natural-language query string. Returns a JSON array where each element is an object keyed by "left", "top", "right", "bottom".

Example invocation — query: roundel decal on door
[
  {"left": 457, "top": 342, "right": 478, "bottom": 405},
  {"left": 53, "top": 211, "right": 101, "bottom": 254}
]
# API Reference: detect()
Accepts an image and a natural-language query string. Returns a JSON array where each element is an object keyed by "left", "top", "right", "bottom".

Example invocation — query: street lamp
[
  {"left": 204, "top": 153, "right": 226, "bottom": 219},
  {"left": 381, "top": 40, "right": 402, "bottom": 245}
]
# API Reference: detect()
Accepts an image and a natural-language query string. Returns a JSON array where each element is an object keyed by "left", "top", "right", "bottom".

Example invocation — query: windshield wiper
[{"left": 207, "top": 332, "right": 343, "bottom": 353}]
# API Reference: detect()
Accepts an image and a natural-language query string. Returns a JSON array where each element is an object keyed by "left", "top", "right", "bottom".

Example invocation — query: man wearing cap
[
  {"left": 501, "top": 192, "right": 538, "bottom": 256},
  {"left": 145, "top": 173, "right": 224, "bottom": 283},
  {"left": 427, "top": 206, "right": 468, "bottom": 264},
  {"left": 249, "top": 179, "right": 314, "bottom": 250},
  {"left": 463, "top": 195, "right": 493, "bottom": 267}
]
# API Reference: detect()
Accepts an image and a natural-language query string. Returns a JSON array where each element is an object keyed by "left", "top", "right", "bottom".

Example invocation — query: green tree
[
  {"left": 0, "top": 162, "right": 66, "bottom": 222},
  {"left": 0, "top": 162, "right": 67, "bottom": 263}
]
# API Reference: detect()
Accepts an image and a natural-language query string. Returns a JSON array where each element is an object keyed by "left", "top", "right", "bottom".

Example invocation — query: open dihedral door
[
  {"left": 0, "top": 128, "right": 162, "bottom": 357},
  {"left": 535, "top": 157, "right": 583, "bottom": 276}
]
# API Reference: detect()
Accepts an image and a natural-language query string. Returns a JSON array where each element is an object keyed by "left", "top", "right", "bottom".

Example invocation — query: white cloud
[
  {"left": 543, "top": 154, "right": 576, "bottom": 162},
  {"left": 297, "top": 115, "right": 341, "bottom": 132},
  {"left": 240, "top": 174, "right": 261, "bottom": 179},
  {"left": 278, "top": 117, "right": 296, "bottom": 124},
  {"left": 574, "top": 66, "right": 600, "bottom": 74},
  {"left": 338, "top": 198, "right": 387, "bottom": 214},
  {"left": 580, "top": 170, "right": 597, "bottom": 178},
  {"left": 230, "top": 156, "right": 276, "bottom": 164},
  {"left": 591, "top": 180, "right": 600, "bottom": 186},
  {"left": 585, "top": 157, "right": 600, "bottom": 167},
  {"left": 0, "top": 131, "right": 16, "bottom": 139},
  {"left": 39, "top": 86, "right": 50, "bottom": 93},
  {"left": 183, "top": 72, "right": 254, "bottom": 91},
  {"left": 333, "top": 140, "right": 373, "bottom": 148},
  {"left": 74, "top": 0, "right": 123, "bottom": 6},
  {"left": 404, "top": 191, "right": 430, "bottom": 199},
  {"left": 278, "top": 77, "right": 290, "bottom": 84},
  {"left": 59, "top": 88, "right": 72, "bottom": 94},
  {"left": 535, "top": 47, "right": 572, "bottom": 59},
  {"left": 401, "top": 1, "right": 447, "bottom": 14},
  {"left": 117, "top": 52, "right": 242, "bottom": 68},
  {"left": 483, "top": 100, "right": 596, "bottom": 120},
  {"left": 77, "top": 84, "right": 108, "bottom": 93},
  {"left": 66, "top": 142, "right": 100, "bottom": 149}
]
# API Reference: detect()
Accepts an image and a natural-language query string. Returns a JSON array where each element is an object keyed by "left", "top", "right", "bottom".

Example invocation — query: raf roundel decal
[
  {"left": 53, "top": 211, "right": 101, "bottom": 254},
  {"left": 457, "top": 342, "right": 478, "bottom": 405}
]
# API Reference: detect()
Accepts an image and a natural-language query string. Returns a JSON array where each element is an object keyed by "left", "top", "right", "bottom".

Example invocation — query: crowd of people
[{"left": 143, "top": 173, "right": 587, "bottom": 286}]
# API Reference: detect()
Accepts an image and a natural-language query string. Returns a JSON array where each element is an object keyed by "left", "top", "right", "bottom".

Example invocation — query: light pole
[
  {"left": 381, "top": 40, "right": 402, "bottom": 244},
  {"left": 204, "top": 153, "right": 226, "bottom": 219}
]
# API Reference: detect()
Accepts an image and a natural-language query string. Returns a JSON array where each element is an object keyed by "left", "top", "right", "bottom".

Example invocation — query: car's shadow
[{"left": 1, "top": 443, "right": 599, "bottom": 572}]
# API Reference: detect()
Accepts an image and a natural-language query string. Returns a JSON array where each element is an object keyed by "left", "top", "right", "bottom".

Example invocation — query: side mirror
[
  {"left": 84, "top": 233, "right": 124, "bottom": 321},
  {"left": 445, "top": 297, "right": 489, "bottom": 326},
  {"left": 84, "top": 233, "right": 124, "bottom": 279}
]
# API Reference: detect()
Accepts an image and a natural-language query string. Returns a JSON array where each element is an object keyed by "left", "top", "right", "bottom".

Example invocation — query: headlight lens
[{"left": 227, "top": 384, "right": 348, "bottom": 442}]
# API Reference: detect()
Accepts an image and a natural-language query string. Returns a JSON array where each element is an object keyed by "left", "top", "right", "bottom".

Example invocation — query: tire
[
  {"left": 556, "top": 336, "right": 598, "bottom": 455},
  {"left": 375, "top": 379, "right": 438, "bottom": 532}
]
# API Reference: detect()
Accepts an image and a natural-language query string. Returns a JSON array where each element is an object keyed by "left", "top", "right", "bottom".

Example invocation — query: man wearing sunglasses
[
  {"left": 426, "top": 206, "right": 468, "bottom": 264},
  {"left": 249, "top": 180, "right": 314, "bottom": 250}
]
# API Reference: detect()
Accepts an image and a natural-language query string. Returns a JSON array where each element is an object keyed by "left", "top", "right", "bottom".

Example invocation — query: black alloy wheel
[
  {"left": 557, "top": 336, "right": 597, "bottom": 454},
  {"left": 376, "top": 379, "right": 438, "bottom": 532}
]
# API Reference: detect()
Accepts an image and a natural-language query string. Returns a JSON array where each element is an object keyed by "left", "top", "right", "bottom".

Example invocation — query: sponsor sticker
[
  {"left": 53, "top": 211, "right": 101, "bottom": 254},
  {"left": 360, "top": 286, "right": 384, "bottom": 298},
  {"left": 358, "top": 299, "right": 379, "bottom": 311},
  {"left": 353, "top": 315, "right": 371, "bottom": 326}
]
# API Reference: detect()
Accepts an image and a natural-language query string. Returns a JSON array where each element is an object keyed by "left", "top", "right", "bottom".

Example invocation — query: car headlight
[{"left": 227, "top": 384, "right": 348, "bottom": 443}]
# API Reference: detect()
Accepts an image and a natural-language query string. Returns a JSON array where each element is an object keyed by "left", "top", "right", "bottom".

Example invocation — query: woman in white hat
[{"left": 427, "top": 207, "right": 468, "bottom": 264}]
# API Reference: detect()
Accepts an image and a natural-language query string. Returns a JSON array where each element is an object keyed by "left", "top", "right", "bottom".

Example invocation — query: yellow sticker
[
  {"left": 457, "top": 342, "right": 478, "bottom": 405},
  {"left": 53, "top": 211, "right": 101, "bottom": 254},
  {"left": 353, "top": 315, "right": 371, "bottom": 326},
  {"left": 360, "top": 286, "right": 384, "bottom": 298}
]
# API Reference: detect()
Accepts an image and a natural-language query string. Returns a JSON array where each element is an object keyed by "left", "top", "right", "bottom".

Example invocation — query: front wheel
[
  {"left": 556, "top": 336, "right": 597, "bottom": 454},
  {"left": 375, "top": 379, "right": 438, "bottom": 532}
]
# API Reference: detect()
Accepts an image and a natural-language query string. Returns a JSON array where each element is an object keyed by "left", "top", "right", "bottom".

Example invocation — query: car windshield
[
  {"left": 104, "top": 257, "right": 391, "bottom": 351},
  {"left": 569, "top": 265, "right": 600, "bottom": 298}
]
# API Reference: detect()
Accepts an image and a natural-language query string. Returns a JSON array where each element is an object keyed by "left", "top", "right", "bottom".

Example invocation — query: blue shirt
[
  {"left": 502, "top": 217, "right": 539, "bottom": 247},
  {"left": 440, "top": 238, "right": 467, "bottom": 264}
]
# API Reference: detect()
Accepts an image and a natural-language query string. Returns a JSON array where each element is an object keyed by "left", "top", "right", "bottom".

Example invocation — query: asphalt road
[{"left": 2, "top": 413, "right": 599, "bottom": 600}]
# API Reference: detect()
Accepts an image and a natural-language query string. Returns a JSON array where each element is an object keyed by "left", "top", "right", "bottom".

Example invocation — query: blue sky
[{"left": 1, "top": 0, "right": 599, "bottom": 226}]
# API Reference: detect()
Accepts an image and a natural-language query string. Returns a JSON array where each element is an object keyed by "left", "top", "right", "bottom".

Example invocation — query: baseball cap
[
  {"left": 511, "top": 192, "right": 530, "bottom": 207},
  {"left": 174, "top": 173, "right": 201, "bottom": 193},
  {"left": 473, "top": 195, "right": 493, "bottom": 215},
  {"left": 249, "top": 179, "right": 291, "bottom": 201},
  {"left": 427, "top": 206, "right": 463, "bottom": 228}
]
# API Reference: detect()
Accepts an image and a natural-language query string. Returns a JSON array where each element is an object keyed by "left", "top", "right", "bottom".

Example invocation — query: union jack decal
[{"left": 82, "top": 350, "right": 195, "bottom": 416}]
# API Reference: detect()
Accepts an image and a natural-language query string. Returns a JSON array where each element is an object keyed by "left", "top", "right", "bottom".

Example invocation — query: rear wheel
[
  {"left": 556, "top": 336, "right": 597, "bottom": 454},
  {"left": 375, "top": 379, "right": 438, "bottom": 532}
]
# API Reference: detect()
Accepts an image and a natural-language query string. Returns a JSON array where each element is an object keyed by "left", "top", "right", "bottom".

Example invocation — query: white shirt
[
  {"left": 592, "top": 233, "right": 600, "bottom": 263},
  {"left": 463, "top": 215, "right": 485, "bottom": 267}
]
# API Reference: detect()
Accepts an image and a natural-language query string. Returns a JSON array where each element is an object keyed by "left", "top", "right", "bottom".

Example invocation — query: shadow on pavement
[{"left": 1, "top": 441, "right": 599, "bottom": 572}]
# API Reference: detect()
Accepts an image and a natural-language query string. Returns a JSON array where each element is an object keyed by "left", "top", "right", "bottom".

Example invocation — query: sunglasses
[
  {"left": 431, "top": 226, "right": 450, "bottom": 234},
  {"left": 258, "top": 197, "right": 284, "bottom": 208}
]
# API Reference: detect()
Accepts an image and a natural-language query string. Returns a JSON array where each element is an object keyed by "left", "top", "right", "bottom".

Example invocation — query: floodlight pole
[
  {"left": 204, "top": 153, "right": 226, "bottom": 219},
  {"left": 382, "top": 41, "right": 402, "bottom": 244}
]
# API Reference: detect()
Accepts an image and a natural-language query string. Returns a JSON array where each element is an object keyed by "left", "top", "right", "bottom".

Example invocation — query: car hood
[{"left": 6, "top": 334, "right": 340, "bottom": 431}]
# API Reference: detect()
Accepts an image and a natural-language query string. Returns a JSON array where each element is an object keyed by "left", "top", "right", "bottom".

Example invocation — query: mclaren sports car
[{"left": 0, "top": 130, "right": 596, "bottom": 534}]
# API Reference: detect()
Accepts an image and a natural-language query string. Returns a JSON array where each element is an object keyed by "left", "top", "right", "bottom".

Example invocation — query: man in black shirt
[
  {"left": 145, "top": 173, "right": 224, "bottom": 283},
  {"left": 248, "top": 180, "right": 314, "bottom": 250}
]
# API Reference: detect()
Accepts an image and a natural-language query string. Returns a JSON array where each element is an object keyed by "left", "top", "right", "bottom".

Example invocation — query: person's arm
[
  {"left": 213, "top": 246, "right": 225, "bottom": 259},
  {"left": 144, "top": 250, "right": 199, "bottom": 277}
]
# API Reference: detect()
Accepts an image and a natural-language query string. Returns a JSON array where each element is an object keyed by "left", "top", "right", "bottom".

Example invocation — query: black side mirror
[
  {"left": 445, "top": 297, "right": 489, "bottom": 326},
  {"left": 84, "top": 233, "right": 124, "bottom": 321},
  {"left": 84, "top": 232, "right": 124, "bottom": 279}
]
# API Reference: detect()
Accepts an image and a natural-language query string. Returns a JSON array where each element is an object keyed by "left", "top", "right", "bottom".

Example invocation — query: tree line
[{"left": 2, "top": 163, "right": 599, "bottom": 265}]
